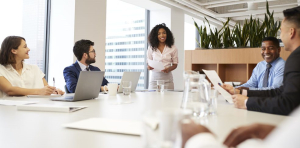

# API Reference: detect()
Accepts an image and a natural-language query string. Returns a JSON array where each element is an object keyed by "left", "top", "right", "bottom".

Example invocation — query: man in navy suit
[{"left": 63, "top": 39, "right": 109, "bottom": 93}]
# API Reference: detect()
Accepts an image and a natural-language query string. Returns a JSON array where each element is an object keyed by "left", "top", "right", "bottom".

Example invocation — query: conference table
[{"left": 0, "top": 91, "right": 287, "bottom": 148}]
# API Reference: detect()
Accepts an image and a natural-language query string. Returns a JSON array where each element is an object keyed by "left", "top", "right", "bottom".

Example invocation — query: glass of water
[
  {"left": 157, "top": 80, "right": 164, "bottom": 92},
  {"left": 122, "top": 81, "right": 132, "bottom": 95}
]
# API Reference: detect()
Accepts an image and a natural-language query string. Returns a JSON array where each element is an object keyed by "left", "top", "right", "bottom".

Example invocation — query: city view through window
[{"left": 106, "top": 0, "right": 147, "bottom": 89}]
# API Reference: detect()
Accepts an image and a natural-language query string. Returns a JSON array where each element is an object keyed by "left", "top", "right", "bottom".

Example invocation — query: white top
[
  {"left": 186, "top": 107, "right": 300, "bottom": 148},
  {"left": 147, "top": 45, "right": 178, "bottom": 68},
  {"left": 0, "top": 63, "right": 45, "bottom": 98},
  {"left": 77, "top": 61, "right": 89, "bottom": 71}
]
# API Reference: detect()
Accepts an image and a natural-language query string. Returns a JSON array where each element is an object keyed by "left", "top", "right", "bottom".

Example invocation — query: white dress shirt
[
  {"left": 186, "top": 107, "right": 300, "bottom": 148},
  {"left": 0, "top": 63, "right": 45, "bottom": 98},
  {"left": 77, "top": 61, "right": 89, "bottom": 71}
]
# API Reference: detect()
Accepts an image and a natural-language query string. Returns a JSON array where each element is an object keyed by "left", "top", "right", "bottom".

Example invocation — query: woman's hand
[
  {"left": 53, "top": 88, "right": 65, "bottom": 95},
  {"left": 39, "top": 86, "right": 56, "bottom": 95},
  {"left": 147, "top": 65, "right": 154, "bottom": 70},
  {"left": 161, "top": 67, "right": 169, "bottom": 73}
]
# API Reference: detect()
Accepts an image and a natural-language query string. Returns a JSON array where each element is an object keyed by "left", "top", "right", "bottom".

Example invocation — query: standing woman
[
  {"left": 0, "top": 36, "right": 64, "bottom": 98},
  {"left": 147, "top": 23, "right": 178, "bottom": 90}
]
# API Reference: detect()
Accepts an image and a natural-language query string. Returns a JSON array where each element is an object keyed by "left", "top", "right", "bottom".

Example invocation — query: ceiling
[
  {"left": 159, "top": 0, "right": 299, "bottom": 26},
  {"left": 120, "top": 0, "right": 299, "bottom": 27}
]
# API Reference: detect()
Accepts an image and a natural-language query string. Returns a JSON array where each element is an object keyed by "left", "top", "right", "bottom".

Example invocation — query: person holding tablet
[{"left": 0, "top": 36, "right": 64, "bottom": 98}]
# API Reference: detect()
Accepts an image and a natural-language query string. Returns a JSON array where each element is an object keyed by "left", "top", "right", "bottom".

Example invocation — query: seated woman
[{"left": 0, "top": 36, "right": 64, "bottom": 97}]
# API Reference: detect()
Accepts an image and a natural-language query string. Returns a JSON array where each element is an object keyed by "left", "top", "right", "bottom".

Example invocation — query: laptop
[
  {"left": 51, "top": 71, "right": 104, "bottom": 102},
  {"left": 118, "top": 72, "right": 141, "bottom": 93}
]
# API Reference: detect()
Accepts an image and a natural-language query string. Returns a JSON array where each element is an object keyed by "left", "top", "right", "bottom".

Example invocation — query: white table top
[{"left": 0, "top": 92, "right": 287, "bottom": 148}]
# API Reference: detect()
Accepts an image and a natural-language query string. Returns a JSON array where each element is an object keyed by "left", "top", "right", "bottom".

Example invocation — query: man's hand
[
  {"left": 181, "top": 120, "right": 212, "bottom": 148},
  {"left": 236, "top": 87, "right": 249, "bottom": 90},
  {"left": 232, "top": 94, "right": 248, "bottom": 109},
  {"left": 147, "top": 65, "right": 154, "bottom": 70},
  {"left": 221, "top": 84, "right": 235, "bottom": 95},
  {"left": 223, "top": 123, "right": 276, "bottom": 147}
]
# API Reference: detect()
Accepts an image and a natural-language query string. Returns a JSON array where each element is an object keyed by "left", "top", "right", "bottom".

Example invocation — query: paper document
[
  {"left": 0, "top": 100, "right": 38, "bottom": 106},
  {"left": 148, "top": 59, "right": 165, "bottom": 72},
  {"left": 17, "top": 104, "right": 87, "bottom": 113},
  {"left": 64, "top": 118, "right": 141, "bottom": 136},
  {"left": 203, "top": 70, "right": 233, "bottom": 103},
  {"left": 27, "top": 94, "right": 62, "bottom": 98}
]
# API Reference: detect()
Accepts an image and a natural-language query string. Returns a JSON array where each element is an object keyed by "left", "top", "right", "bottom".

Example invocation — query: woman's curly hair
[{"left": 148, "top": 23, "right": 174, "bottom": 51}]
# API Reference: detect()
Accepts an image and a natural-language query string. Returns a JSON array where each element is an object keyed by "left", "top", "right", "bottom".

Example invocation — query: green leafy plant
[
  {"left": 264, "top": 1, "right": 281, "bottom": 37},
  {"left": 222, "top": 18, "right": 234, "bottom": 48},
  {"left": 194, "top": 17, "right": 229, "bottom": 49},
  {"left": 209, "top": 17, "right": 229, "bottom": 48},
  {"left": 232, "top": 20, "right": 250, "bottom": 48},
  {"left": 193, "top": 1, "right": 281, "bottom": 49},
  {"left": 249, "top": 16, "right": 265, "bottom": 47},
  {"left": 194, "top": 18, "right": 210, "bottom": 49}
]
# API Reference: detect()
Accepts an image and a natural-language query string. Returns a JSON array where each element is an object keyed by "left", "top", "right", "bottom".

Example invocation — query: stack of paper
[
  {"left": 64, "top": 118, "right": 142, "bottom": 136},
  {"left": 0, "top": 100, "right": 37, "bottom": 106},
  {"left": 17, "top": 104, "right": 87, "bottom": 113}
]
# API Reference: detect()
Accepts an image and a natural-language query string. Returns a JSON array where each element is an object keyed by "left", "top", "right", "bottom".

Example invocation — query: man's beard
[{"left": 85, "top": 56, "right": 95, "bottom": 65}]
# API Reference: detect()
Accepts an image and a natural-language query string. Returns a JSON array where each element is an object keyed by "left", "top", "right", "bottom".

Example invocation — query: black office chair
[{"left": 64, "top": 85, "right": 70, "bottom": 93}]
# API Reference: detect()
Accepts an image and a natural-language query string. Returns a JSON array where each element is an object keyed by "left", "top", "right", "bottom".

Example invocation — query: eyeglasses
[{"left": 88, "top": 49, "right": 96, "bottom": 53}]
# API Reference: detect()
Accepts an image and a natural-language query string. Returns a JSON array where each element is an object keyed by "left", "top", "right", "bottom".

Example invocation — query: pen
[
  {"left": 218, "top": 83, "right": 222, "bottom": 86},
  {"left": 232, "top": 82, "right": 236, "bottom": 87},
  {"left": 53, "top": 77, "right": 55, "bottom": 87},
  {"left": 53, "top": 77, "right": 58, "bottom": 94}
]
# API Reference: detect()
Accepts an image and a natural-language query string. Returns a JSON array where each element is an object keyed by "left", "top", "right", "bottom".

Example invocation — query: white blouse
[
  {"left": 0, "top": 63, "right": 45, "bottom": 98},
  {"left": 147, "top": 45, "right": 179, "bottom": 68}
]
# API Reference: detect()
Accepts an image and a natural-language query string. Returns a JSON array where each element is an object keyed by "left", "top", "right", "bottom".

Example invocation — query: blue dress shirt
[{"left": 239, "top": 57, "right": 285, "bottom": 90}]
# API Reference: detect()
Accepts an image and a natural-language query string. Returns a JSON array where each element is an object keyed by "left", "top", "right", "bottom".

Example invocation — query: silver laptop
[
  {"left": 118, "top": 72, "right": 141, "bottom": 93},
  {"left": 51, "top": 71, "right": 104, "bottom": 102}
]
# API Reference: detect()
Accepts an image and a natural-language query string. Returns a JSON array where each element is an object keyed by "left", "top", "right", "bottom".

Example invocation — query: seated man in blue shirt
[
  {"left": 237, "top": 37, "right": 285, "bottom": 90},
  {"left": 63, "top": 39, "right": 109, "bottom": 93}
]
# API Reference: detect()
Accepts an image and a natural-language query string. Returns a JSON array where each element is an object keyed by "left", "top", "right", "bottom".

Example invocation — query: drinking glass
[
  {"left": 122, "top": 81, "right": 132, "bottom": 96},
  {"left": 157, "top": 80, "right": 164, "bottom": 92}
]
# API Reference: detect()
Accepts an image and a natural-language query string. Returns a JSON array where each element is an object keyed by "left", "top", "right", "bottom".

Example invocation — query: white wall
[
  {"left": 170, "top": 7, "right": 185, "bottom": 90},
  {"left": 150, "top": 9, "right": 171, "bottom": 29},
  {"left": 48, "top": 0, "right": 106, "bottom": 90},
  {"left": 74, "top": 0, "right": 107, "bottom": 70}
]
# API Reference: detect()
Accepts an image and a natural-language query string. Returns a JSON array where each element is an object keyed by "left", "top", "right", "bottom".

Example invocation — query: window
[
  {"left": 106, "top": 0, "right": 147, "bottom": 89},
  {"left": 47, "top": 0, "right": 75, "bottom": 89},
  {"left": 0, "top": 0, "right": 48, "bottom": 72}
]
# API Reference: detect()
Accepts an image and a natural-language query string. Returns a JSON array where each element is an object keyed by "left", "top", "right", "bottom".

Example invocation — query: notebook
[
  {"left": 51, "top": 71, "right": 104, "bottom": 102},
  {"left": 64, "top": 118, "right": 142, "bottom": 136},
  {"left": 17, "top": 104, "right": 87, "bottom": 113}
]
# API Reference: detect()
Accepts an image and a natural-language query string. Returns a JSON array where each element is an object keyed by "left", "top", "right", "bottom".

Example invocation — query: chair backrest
[{"left": 65, "top": 85, "right": 70, "bottom": 93}]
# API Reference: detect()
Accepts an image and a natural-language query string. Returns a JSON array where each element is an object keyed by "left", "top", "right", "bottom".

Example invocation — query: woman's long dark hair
[
  {"left": 148, "top": 23, "right": 174, "bottom": 51},
  {"left": 0, "top": 36, "right": 25, "bottom": 66}
]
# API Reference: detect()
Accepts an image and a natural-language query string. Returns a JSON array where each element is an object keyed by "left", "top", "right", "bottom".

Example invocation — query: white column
[
  {"left": 170, "top": 7, "right": 184, "bottom": 90},
  {"left": 74, "top": 0, "right": 107, "bottom": 70}
]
